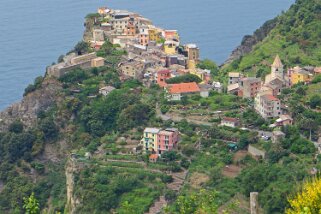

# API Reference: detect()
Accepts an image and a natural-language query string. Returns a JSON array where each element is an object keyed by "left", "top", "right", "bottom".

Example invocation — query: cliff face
[
  {"left": 65, "top": 158, "right": 81, "bottom": 214},
  {"left": 223, "top": 17, "right": 278, "bottom": 65},
  {"left": 0, "top": 78, "right": 62, "bottom": 131}
]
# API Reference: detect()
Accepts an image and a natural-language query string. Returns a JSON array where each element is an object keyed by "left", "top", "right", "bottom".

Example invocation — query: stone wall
[{"left": 248, "top": 145, "right": 266, "bottom": 159}]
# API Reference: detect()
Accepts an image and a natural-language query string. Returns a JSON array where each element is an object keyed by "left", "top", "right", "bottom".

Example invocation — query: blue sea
[{"left": 0, "top": 0, "right": 294, "bottom": 110}]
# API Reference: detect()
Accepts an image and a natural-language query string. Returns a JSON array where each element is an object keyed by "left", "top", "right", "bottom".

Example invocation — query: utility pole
[{"left": 250, "top": 192, "right": 259, "bottom": 214}]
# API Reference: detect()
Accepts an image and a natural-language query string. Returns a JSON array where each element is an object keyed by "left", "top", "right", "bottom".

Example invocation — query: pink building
[{"left": 157, "top": 128, "right": 179, "bottom": 154}]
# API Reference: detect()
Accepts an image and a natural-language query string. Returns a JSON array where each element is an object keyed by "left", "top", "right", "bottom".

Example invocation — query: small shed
[{"left": 149, "top": 154, "right": 159, "bottom": 163}]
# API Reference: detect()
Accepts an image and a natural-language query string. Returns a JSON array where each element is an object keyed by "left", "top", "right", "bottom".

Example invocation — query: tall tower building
[{"left": 271, "top": 55, "right": 284, "bottom": 80}]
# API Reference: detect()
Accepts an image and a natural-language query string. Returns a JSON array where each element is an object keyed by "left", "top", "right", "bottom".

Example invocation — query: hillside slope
[{"left": 223, "top": 0, "right": 321, "bottom": 76}]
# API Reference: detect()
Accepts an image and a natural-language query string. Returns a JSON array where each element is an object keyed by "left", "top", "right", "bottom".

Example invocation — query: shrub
[
  {"left": 8, "top": 121, "right": 24, "bottom": 133},
  {"left": 286, "top": 177, "right": 321, "bottom": 213},
  {"left": 309, "top": 95, "right": 321, "bottom": 109},
  {"left": 59, "top": 69, "right": 89, "bottom": 84}
]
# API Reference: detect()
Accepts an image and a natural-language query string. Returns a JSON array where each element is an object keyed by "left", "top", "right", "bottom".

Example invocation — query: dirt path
[{"left": 145, "top": 169, "right": 188, "bottom": 214}]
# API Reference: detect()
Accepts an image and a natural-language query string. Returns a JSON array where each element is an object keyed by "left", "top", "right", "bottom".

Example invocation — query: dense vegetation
[
  {"left": 1, "top": 1, "right": 321, "bottom": 213},
  {"left": 286, "top": 177, "right": 321, "bottom": 213},
  {"left": 223, "top": 0, "right": 321, "bottom": 77}
]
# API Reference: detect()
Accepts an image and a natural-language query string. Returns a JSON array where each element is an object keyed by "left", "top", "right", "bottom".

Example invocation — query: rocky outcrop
[
  {"left": 0, "top": 78, "right": 62, "bottom": 131},
  {"left": 223, "top": 17, "right": 279, "bottom": 66},
  {"left": 65, "top": 157, "right": 82, "bottom": 214}
]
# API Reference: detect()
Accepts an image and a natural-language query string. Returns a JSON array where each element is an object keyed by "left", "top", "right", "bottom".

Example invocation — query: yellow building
[
  {"left": 164, "top": 41, "right": 179, "bottom": 55},
  {"left": 290, "top": 66, "right": 313, "bottom": 85},
  {"left": 148, "top": 27, "right": 162, "bottom": 42},
  {"left": 188, "top": 60, "right": 196, "bottom": 69},
  {"left": 141, "top": 128, "right": 160, "bottom": 152}
]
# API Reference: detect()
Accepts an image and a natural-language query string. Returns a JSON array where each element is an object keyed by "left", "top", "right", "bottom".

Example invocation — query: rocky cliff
[
  {"left": 0, "top": 78, "right": 63, "bottom": 131},
  {"left": 223, "top": 17, "right": 278, "bottom": 66},
  {"left": 65, "top": 157, "right": 81, "bottom": 214}
]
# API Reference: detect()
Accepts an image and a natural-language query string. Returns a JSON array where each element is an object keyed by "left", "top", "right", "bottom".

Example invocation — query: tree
[
  {"left": 295, "top": 87, "right": 306, "bottom": 96},
  {"left": 309, "top": 94, "right": 321, "bottom": 109},
  {"left": 197, "top": 59, "right": 219, "bottom": 76},
  {"left": 74, "top": 41, "right": 89, "bottom": 55},
  {"left": 162, "top": 151, "right": 179, "bottom": 162},
  {"left": 23, "top": 192, "right": 40, "bottom": 214},
  {"left": 8, "top": 121, "right": 24, "bottom": 133},
  {"left": 57, "top": 55, "right": 65, "bottom": 63},
  {"left": 176, "top": 189, "right": 219, "bottom": 214},
  {"left": 39, "top": 118, "right": 58, "bottom": 140},
  {"left": 165, "top": 74, "right": 202, "bottom": 84}
]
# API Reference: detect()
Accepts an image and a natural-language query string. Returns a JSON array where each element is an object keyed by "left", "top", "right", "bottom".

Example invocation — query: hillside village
[
  {"left": 47, "top": 6, "right": 321, "bottom": 155},
  {"left": 1, "top": 3, "right": 321, "bottom": 214}
]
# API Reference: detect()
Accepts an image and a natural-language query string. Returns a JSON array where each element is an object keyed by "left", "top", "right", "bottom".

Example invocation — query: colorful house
[
  {"left": 289, "top": 66, "right": 313, "bottom": 85},
  {"left": 148, "top": 26, "right": 163, "bottom": 42},
  {"left": 238, "top": 77, "right": 262, "bottom": 98},
  {"left": 149, "top": 154, "right": 159, "bottom": 163},
  {"left": 141, "top": 128, "right": 160, "bottom": 152},
  {"left": 141, "top": 128, "right": 179, "bottom": 154},
  {"left": 157, "top": 128, "right": 179, "bottom": 154},
  {"left": 164, "top": 30, "right": 180, "bottom": 42},
  {"left": 228, "top": 72, "right": 241, "bottom": 85},
  {"left": 157, "top": 69, "right": 171, "bottom": 87},
  {"left": 255, "top": 93, "right": 281, "bottom": 119},
  {"left": 139, "top": 27, "right": 149, "bottom": 46},
  {"left": 164, "top": 41, "right": 179, "bottom": 55}
]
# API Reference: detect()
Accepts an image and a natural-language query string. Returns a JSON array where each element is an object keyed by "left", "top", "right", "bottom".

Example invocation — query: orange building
[{"left": 157, "top": 70, "right": 171, "bottom": 87}]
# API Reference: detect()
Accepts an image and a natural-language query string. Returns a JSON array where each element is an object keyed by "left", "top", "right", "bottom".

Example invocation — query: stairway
[{"left": 145, "top": 196, "right": 167, "bottom": 214}]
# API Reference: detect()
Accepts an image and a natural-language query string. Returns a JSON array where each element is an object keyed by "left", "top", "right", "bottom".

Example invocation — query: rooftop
[
  {"left": 185, "top": 44, "right": 198, "bottom": 49},
  {"left": 167, "top": 82, "right": 200, "bottom": 94},
  {"left": 261, "top": 94, "right": 279, "bottom": 102},
  {"left": 144, "top": 127, "right": 160, "bottom": 134},
  {"left": 149, "top": 154, "right": 159, "bottom": 159},
  {"left": 276, "top": 114, "right": 292, "bottom": 122},
  {"left": 228, "top": 72, "right": 240, "bottom": 78},
  {"left": 272, "top": 55, "right": 283, "bottom": 68},
  {"left": 241, "top": 77, "right": 261, "bottom": 83},
  {"left": 227, "top": 83, "right": 240, "bottom": 92}
]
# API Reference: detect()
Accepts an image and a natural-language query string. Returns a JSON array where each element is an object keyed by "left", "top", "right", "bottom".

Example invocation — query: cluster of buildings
[
  {"left": 228, "top": 55, "right": 320, "bottom": 119},
  {"left": 140, "top": 127, "right": 179, "bottom": 156},
  {"left": 46, "top": 52, "right": 105, "bottom": 78},
  {"left": 90, "top": 7, "right": 220, "bottom": 100}
]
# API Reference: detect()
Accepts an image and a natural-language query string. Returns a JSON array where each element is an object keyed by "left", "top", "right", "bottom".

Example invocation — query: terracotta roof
[
  {"left": 222, "top": 117, "right": 239, "bottom": 123},
  {"left": 167, "top": 82, "right": 200, "bottom": 94},
  {"left": 272, "top": 55, "right": 283, "bottom": 68},
  {"left": 158, "top": 69, "right": 171, "bottom": 74},
  {"left": 149, "top": 154, "right": 158, "bottom": 159},
  {"left": 262, "top": 94, "right": 279, "bottom": 101}
]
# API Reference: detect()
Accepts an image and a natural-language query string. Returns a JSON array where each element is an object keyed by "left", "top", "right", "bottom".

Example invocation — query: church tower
[{"left": 271, "top": 55, "right": 284, "bottom": 80}]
